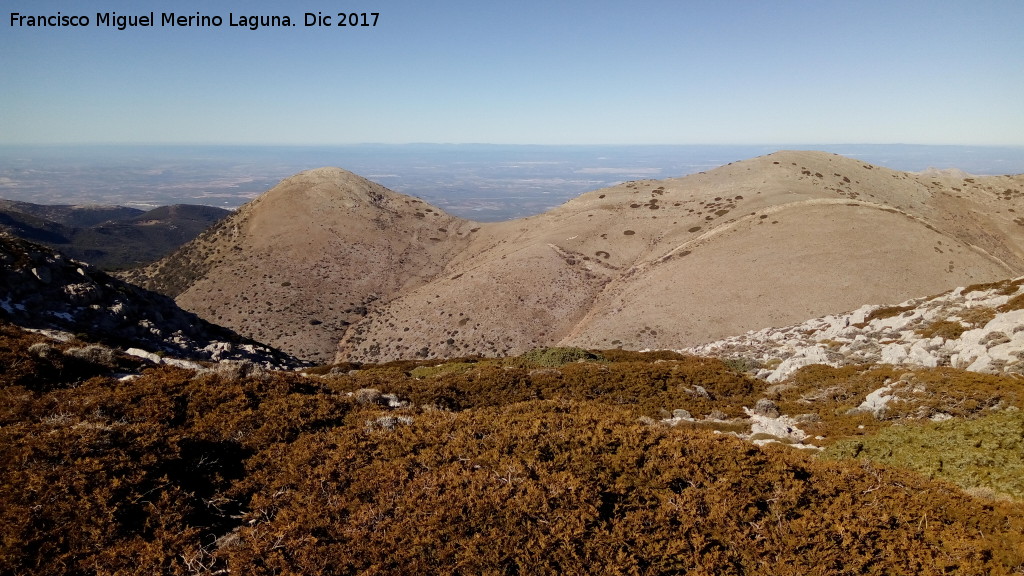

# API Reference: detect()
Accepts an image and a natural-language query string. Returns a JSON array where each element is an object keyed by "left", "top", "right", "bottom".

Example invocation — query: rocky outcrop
[
  {"left": 0, "top": 233, "right": 301, "bottom": 368},
  {"left": 685, "top": 277, "right": 1024, "bottom": 381}
]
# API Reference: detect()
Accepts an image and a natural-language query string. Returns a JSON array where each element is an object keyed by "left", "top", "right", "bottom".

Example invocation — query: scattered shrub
[
  {"left": 721, "top": 356, "right": 762, "bottom": 373},
  {"left": 959, "top": 305, "right": 997, "bottom": 328},
  {"left": 997, "top": 293, "right": 1024, "bottom": 312},
  {"left": 520, "top": 347, "right": 602, "bottom": 367},
  {"left": 864, "top": 303, "right": 916, "bottom": 322},
  {"left": 917, "top": 319, "right": 968, "bottom": 340},
  {"left": 964, "top": 278, "right": 1022, "bottom": 296},
  {"left": 64, "top": 344, "right": 118, "bottom": 367},
  {"left": 410, "top": 361, "right": 479, "bottom": 378}
]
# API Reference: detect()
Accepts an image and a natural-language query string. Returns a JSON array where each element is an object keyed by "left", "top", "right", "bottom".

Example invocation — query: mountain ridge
[
  {"left": 127, "top": 151, "right": 1024, "bottom": 363},
  {"left": 0, "top": 199, "right": 230, "bottom": 269}
]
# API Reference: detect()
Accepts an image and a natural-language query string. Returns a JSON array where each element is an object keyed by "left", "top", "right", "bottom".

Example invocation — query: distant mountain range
[
  {"left": 0, "top": 199, "right": 230, "bottom": 269},
  {"left": 125, "top": 150, "right": 1024, "bottom": 364}
]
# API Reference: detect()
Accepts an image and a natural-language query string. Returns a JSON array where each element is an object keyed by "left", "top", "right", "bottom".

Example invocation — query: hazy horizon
[{"left": 3, "top": 143, "right": 1024, "bottom": 221}]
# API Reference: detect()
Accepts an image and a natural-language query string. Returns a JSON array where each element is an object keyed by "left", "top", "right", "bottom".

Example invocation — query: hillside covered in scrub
[
  {"left": 126, "top": 151, "right": 1024, "bottom": 363},
  {"left": 6, "top": 151, "right": 1024, "bottom": 574},
  {"left": 4, "top": 319, "right": 1024, "bottom": 575}
]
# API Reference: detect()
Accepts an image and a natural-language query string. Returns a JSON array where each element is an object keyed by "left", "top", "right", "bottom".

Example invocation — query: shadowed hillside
[
  {"left": 0, "top": 199, "right": 230, "bottom": 269},
  {"left": 0, "top": 233, "right": 299, "bottom": 368}
]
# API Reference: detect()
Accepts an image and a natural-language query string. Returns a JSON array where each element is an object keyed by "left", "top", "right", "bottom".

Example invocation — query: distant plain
[{"left": 3, "top": 144, "right": 1024, "bottom": 220}]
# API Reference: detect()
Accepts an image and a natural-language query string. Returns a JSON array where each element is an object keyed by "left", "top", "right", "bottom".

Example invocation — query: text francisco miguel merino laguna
[{"left": 9, "top": 11, "right": 378, "bottom": 31}]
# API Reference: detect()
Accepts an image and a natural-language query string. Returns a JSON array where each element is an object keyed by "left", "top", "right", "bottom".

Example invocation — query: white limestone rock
[
  {"left": 126, "top": 347, "right": 163, "bottom": 364},
  {"left": 743, "top": 407, "right": 809, "bottom": 443}
]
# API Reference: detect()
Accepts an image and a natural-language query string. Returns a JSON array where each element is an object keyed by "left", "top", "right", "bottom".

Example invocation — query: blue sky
[{"left": 2, "top": 0, "right": 1022, "bottom": 145}]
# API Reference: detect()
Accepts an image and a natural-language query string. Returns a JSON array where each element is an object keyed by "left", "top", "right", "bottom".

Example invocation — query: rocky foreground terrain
[
  {"left": 687, "top": 276, "right": 1024, "bottom": 382},
  {"left": 3, "top": 315, "right": 1024, "bottom": 574},
  {"left": 127, "top": 150, "right": 1024, "bottom": 364},
  {"left": 0, "top": 232, "right": 300, "bottom": 368}
]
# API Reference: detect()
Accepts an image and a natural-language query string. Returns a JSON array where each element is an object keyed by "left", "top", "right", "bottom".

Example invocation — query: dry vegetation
[
  {"left": 125, "top": 153, "right": 1024, "bottom": 364},
  {"left": 4, "top": 322, "right": 1024, "bottom": 575}
]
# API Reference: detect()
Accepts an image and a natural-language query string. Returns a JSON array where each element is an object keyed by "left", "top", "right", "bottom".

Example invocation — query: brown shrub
[
  {"left": 997, "top": 293, "right": 1024, "bottom": 313},
  {"left": 964, "top": 279, "right": 1018, "bottom": 295},
  {"left": 916, "top": 319, "right": 968, "bottom": 340},
  {"left": 864, "top": 303, "right": 916, "bottom": 322},
  {"left": 219, "top": 400, "right": 1024, "bottom": 575},
  {"left": 5, "top": 336, "right": 1024, "bottom": 575},
  {"left": 959, "top": 306, "right": 997, "bottom": 328}
]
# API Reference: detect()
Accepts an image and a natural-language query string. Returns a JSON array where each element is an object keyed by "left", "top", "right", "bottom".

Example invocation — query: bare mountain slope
[
  {"left": 127, "top": 167, "right": 476, "bottom": 361},
  {"left": 131, "top": 152, "right": 1024, "bottom": 363},
  {"left": 338, "top": 151, "right": 1024, "bottom": 362}
]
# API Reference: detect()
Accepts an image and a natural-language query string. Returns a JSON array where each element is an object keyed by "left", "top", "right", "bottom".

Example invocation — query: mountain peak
[
  {"left": 127, "top": 169, "right": 474, "bottom": 362},
  {"left": 251, "top": 166, "right": 396, "bottom": 212}
]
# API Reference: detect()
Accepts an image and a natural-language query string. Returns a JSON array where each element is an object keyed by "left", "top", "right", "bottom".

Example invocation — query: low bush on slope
[
  {"left": 823, "top": 409, "right": 1024, "bottom": 501},
  {"left": 3, "top": 333, "right": 1024, "bottom": 575},
  {"left": 223, "top": 401, "right": 1024, "bottom": 576},
  {"left": 762, "top": 363, "right": 1024, "bottom": 442},
  {"left": 333, "top": 350, "right": 757, "bottom": 417}
]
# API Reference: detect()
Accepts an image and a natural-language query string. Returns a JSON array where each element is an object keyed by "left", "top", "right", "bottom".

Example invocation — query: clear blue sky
[{"left": 2, "top": 0, "right": 1022, "bottom": 145}]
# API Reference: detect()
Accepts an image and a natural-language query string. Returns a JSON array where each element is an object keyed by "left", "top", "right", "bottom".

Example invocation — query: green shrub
[
  {"left": 821, "top": 409, "right": 1024, "bottom": 500},
  {"left": 721, "top": 356, "right": 763, "bottom": 373},
  {"left": 409, "top": 361, "right": 479, "bottom": 379},
  {"left": 520, "top": 347, "right": 603, "bottom": 367}
]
